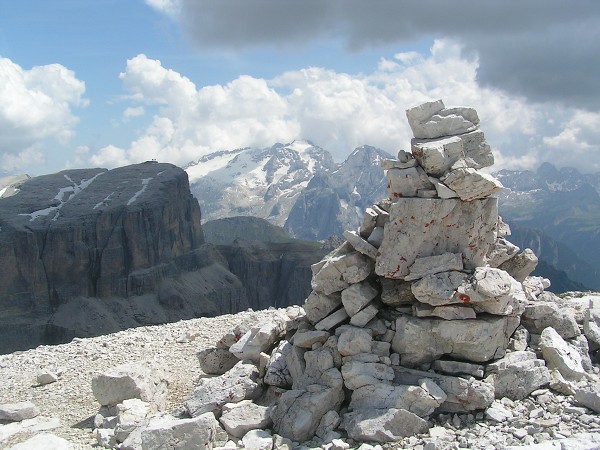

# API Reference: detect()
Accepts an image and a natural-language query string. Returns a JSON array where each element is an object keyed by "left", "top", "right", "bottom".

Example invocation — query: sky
[{"left": 1, "top": 0, "right": 599, "bottom": 176}]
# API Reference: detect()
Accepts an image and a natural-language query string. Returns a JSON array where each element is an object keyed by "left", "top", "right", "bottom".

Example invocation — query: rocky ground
[
  {"left": 1, "top": 305, "right": 600, "bottom": 450},
  {"left": 0, "top": 309, "right": 277, "bottom": 449}
]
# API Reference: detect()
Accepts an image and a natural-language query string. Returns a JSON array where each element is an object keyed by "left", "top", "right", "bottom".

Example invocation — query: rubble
[{"left": 82, "top": 99, "right": 600, "bottom": 448}]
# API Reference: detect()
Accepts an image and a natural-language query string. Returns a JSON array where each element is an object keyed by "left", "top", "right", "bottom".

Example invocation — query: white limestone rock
[
  {"left": 197, "top": 347, "right": 238, "bottom": 375},
  {"left": 393, "top": 366, "right": 495, "bottom": 413},
  {"left": 219, "top": 400, "right": 272, "bottom": 438},
  {"left": 184, "top": 361, "right": 262, "bottom": 417},
  {"left": 350, "top": 383, "right": 441, "bottom": 417},
  {"left": 36, "top": 369, "right": 58, "bottom": 386},
  {"left": 375, "top": 197, "right": 498, "bottom": 279},
  {"left": 8, "top": 433, "right": 73, "bottom": 450},
  {"left": 337, "top": 327, "right": 372, "bottom": 357},
  {"left": 343, "top": 230, "right": 379, "bottom": 260},
  {"left": 428, "top": 176, "right": 459, "bottom": 199},
  {"left": 264, "top": 341, "right": 293, "bottom": 388},
  {"left": 459, "top": 130, "right": 494, "bottom": 169},
  {"left": 0, "top": 402, "right": 40, "bottom": 422},
  {"left": 583, "top": 307, "right": 600, "bottom": 347},
  {"left": 304, "top": 291, "right": 342, "bottom": 325},
  {"left": 359, "top": 208, "right": 378, "bottom": 238},
  {"left": 487, "top": 238, "right": 520, "bottom": 268},
  {"left": 441, "top": 167, "right": 503, "bottom": 201},
  {"left": 271, "top": 369, "right": 344, "bottom": 442},
  {"left": 411, "top": 271, "right": 468, "bottom": 306},
  {"left": 498, "top": 248, "right": 538, "bottom": 282},
  {"left": 405, "top": 252, "right": 463, "bottom": 281},
  {"left": 386, "top": 166, "right": 434, "bottom": 199},
  {"left": 114, "top": 398, "right": 154, "bottom": 443},
  {"left": 91, "top": 361, "right": 168, "bottom": 409},
  {"left": 575, "top": 383, "right": 600, "bottom": 413},
  {"left": 485, "top": 401, "right": 514, "bottom": 423},
  {"left": 455, "top": 267, "right": 527, "bottom": 316},
  {"left": 350, "top": 303, "right": 380, "bottom": 327},
  {"left": 342, "top": 408, "right": 429, "bottom": 443},
  {"left": 341, "top": 361, "right": 395, "bottom": 390},
  {"left": 140, "top": 412, "right": 218, "bottom": 450},
  {"left": 484, "top": 351, "right": 550, "bottom": 400},
  {"left": 241, "top": 429, "right": 274, "bottom": 450},
  {"left": 367, "top": 226, "right": 385, "bottom": 249},
  {"left": 413, "top": 303, "right": 476, "bottom": 320},
  {"left": 391, "top": 314, "right": 519, "bottom": 366},
  {"left": 522, "top": 302, "right": 580, "bottom": 339},
  {"left": 406, "top": 100, "right": 479, "bottom": 140},
  {"left": 380, "top": 158, "right": 418, "bottom": 170},
  {"left": 431, "top": 360, "right": 484, "bottom": 378},
  {"left": 293, "top": 330, "right": 330, "bottom": 349},
  {"left": 411, "top": 135, "right": 464, "bottom": 177},
  {"left": 312, "top": 251, "right": 375, "bottom": 295},
  {"left": 341, "top": 281, "right": 379, "bottom": 316},
  {"left": 229, "top": 314, "right": 287, "bottom": 362},
  {"left": 539, "top": 327, "right": 586, "bottom": 381},
  {"left": 315, "top": 308, "right": 350, "bottom": 331},
  {"left": 549, "top": 368, "right": 576, "bottom": 396}
]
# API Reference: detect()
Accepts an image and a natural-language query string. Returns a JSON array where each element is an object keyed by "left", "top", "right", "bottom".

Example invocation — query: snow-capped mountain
[
  {"left": 185, "top": 141, "right": 394, "bottom": 239},
  {"left": 186, "top": 140, "right": 336, "bottom": 228}
]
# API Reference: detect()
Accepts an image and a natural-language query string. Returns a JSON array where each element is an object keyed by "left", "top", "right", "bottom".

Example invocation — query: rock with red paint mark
[
  {"left": 386, "top": 166, "right": 434, "bottom": 198},
  {"left": 375, "top": 197, "right": 498, "bottom": 279},
  {"left": 391, "top": 314, "right": 519, "bottom": 366},
  {"left": 405, "top": 252, "right": 464, "bottom": 281},
  {"left": 428, "top": 176, "right": 459, "bottom": 199},
  {"left": 406, "top": 99, "right": 479, "bottom": 140},
  {"left": 411, "top": 135, "right": 464, "bottom": 177},
  {"left": 441, "top": 165, "right": 503, "bottom": 201},
  {"left": 312, "top": 251, "right": 375, "bottom": 295},
  {"left": 455, "top": 267, "right": 527, "bottom": 316}
]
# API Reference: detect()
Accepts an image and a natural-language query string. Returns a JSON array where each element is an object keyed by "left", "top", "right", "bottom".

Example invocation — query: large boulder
[
  {"left": 375, "top": 197, "right": 498, "bottom": 279},
  {"left": 139, "top": 412, "right": 218, "bottom": 450},
  {"left": 91, "top": 361, "right": 168, "bottom": 409},
  {"left": 342, "top": 408, "right": 429, "bottom": 443},
  {"left": 183, "top": 361, "right": 262, "bottom": 417},
  {"left": 391, "top": 315, "right": 519, "bottom": 366},
  {"left": 484, "top": 351, "right": 550, "bottom": 400}
]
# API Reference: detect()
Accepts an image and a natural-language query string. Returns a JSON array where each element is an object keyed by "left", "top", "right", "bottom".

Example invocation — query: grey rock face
[
  {"left": 392, "top": 314, "right": 519, "bottom": 366},
  {"left": 375, "top": 197, "right": 498, "bottom": 279},
  {"left": 0, "top": 163, "right": 250, "bottom": 353},
  {"left": 342, "top": 408, "right": 429, "bottom": 442}
]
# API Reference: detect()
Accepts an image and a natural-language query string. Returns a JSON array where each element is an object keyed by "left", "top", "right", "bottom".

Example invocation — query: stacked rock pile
[{"left": 86, "top": 100, "right": 600, "bottom": 449}]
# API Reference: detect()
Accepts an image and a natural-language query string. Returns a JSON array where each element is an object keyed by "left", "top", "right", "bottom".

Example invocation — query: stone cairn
[{"left": 89, "top": 100, "right": 599, "bottom": 449}]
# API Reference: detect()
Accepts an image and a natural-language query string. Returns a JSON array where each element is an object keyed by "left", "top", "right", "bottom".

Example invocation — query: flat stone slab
[
  {"left": 0, "top": 402, "right": 40, "bottom": 422},
  {"left": 406, "top": 99, "right": 479, "bottom": 140},
  {"left": 392, "top": 314, "right": 519, "bottom": 366},
  {"left": 342, "top": 408, "right": 429, "bottom": 443},
  {"left": 375, "top": 197, "right": 498, "bottom": 279}
]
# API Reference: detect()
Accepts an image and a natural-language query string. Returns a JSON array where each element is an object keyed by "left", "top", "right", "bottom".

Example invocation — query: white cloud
[
  {"left": 123, "top": 106, "right": 145, "bottom": 121},
  {"left": 144, "top": 0, "right": 181, "bottom": 17},
  {"left": 0, "top": 58, "right": 86, "bottom": 171},
  {"left": 90, "top": 41, "right": 597, "bottom": 173}
]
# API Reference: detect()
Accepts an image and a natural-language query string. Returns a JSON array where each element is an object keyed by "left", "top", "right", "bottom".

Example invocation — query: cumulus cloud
[
  {"left": 156, "top": 0, "right": 600, "bottom": 111},
  {"left": 0, "top": 57, "right": 86, "bottom": 171},
  {"left": 88, "top": 41, "right": 600, "bottom": 173}
]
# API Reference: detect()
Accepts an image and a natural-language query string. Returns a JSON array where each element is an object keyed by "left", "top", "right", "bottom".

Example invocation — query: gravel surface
[{"left": 0, "top": 309, "right": 276, "bottom": 449}]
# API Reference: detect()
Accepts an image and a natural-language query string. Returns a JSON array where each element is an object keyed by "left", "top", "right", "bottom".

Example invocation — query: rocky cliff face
[{"left": 0, "top": 163, "right": 251, "bottom": 353}]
